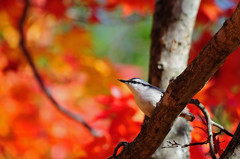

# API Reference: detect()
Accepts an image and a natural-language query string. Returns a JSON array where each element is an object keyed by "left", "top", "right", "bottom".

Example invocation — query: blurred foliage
[
  {"left": 89, "top": 17, "right": 151, "bottom": 66},
  {"left": 0, "top": 0, "right": 240, "bottom": 159},
  {"left": 88, "top": 17, "right": 151, "bottom": 78}
]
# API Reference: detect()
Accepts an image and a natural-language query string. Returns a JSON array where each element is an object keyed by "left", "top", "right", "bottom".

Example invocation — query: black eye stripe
[
  {"left": 127, "top": 80, "right": 164, "bottom": 93},
  {"left": 127, "top": 81, "right": 150, "bottom": 87}
]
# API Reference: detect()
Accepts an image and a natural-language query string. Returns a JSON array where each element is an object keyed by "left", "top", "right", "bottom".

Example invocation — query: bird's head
[
  {"left": 118, "top": 78, "right": 164, "bottom": 94},
  {"left": 118, "top": 78, "right": 153, "bottom": 93}
]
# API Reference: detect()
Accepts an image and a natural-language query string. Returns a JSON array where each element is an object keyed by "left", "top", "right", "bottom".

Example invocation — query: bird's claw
[{"left": 108, "top": 141, "right": 129, "bottom": 159}]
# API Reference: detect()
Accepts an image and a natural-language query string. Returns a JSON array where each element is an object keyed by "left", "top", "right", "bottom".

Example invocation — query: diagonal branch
[
  {"left": 115, "top": 2, "right": 240, "bottom": 159},
  {"left": 220, "top": 123, "right": 240, "bottom": 159},
  {"left": 19, "top": 0, "right": 97, "bottom": 136}
]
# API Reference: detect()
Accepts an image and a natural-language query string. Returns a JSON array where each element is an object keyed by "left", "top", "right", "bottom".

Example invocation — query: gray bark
[
  {"left": 116, "top": 1, "right": 240, "bottom": 159},
  {"left": 149, "top": 0, "right": 200, "bottom": 158}
]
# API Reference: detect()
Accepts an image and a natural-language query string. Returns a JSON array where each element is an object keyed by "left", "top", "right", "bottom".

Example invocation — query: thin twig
[
  {"left": 212, "top": 121, "right": 234, "bottom": 137},
  {"left": 162, "top": 104, "right": 233, "bottom": 158},
  {"left": 189, "top": 99, "right": 234, "bottom": 159},
  {"left": 19, "top": 0, "right": 97, "bottom": 136},
  {"left": 162, "top": 129, "right": 228, "bottom": 149},
  {"left": 162, "top": 139, "right": 208, "bottom": 149},
  {"left": 190, "top": 100, "right": 234, "bottom": 138},
  {"left": 179, "top": 111, "right": 195, "bottom": 121},
  {"left": 190, "top": 99, "right": 216, "bottom": 159}
]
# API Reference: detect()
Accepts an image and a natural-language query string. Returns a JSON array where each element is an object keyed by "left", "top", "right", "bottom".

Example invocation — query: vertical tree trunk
[
  {"left": 148, "top": 0, "right": 200, "bottom": 158},
  {"left": 116, "top": 2, "right": 240, "bottom": 158}
]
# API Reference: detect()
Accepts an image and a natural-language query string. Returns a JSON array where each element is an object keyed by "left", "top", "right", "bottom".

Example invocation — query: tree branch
[
  {"left": 148, "top": 0, "right": 200, "bottom": 158},
  {"left": 189, "top": 99, "right": 234, "bottom": 159},
  {"left": 116, "top": 2, "right": 240, "bottom": 158},
  {"left": 220, "top": 123, "right": 240, "bottom": 159},
  {"left": 19, "top": 0, "right": 97, "bottom": 136},
  {"left": 162, "top": 140, "right": 208, "bottom": 148},
  {"left": 189, "top": 99, "right": 233, "bottom": 137},
  {"left": 190, "top": 99, "right": 216, "bottom": 159},
  {"left": 211, "top": 121, "right": 233, "bottom": 137},
  {"left": 108, "top": 142, "right": 129, "bottom": 159},
  {"left": 162, "top": 129, "right": 227, "bottom": 149}
]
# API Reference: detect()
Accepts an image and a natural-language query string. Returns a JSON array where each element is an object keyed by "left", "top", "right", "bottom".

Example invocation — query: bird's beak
[{"left": 118, "top": 79, "right": 128, "bottom": 83}]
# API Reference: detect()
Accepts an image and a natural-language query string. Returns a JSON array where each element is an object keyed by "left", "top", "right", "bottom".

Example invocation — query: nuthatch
[{"left": 118, "top": 78, "right": 194, "bottom": 121}]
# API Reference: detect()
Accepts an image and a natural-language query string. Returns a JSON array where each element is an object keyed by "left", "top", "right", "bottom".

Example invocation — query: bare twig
[
  {"left": 179, "top": 111, "right": 195, "bottom": 121},
  {"left": 162, "top": 139, "right": 208, "bottom": 149},
  {"left": 162, "top": 99, "right": 233, "bottom": 158},
  {"left": 190, "top": 99, "right": 234, "bottom": 138},
  {"left": 212, "top": 121, "right": 233, "bottom": 137},
  {"left": 19, "top": 0, "right": 97, "bottom": 136},
  {"left": 189, "top": 99, "right": 216, "bottom": 159},
  {"left": 162, "top": 130, "right": 225, "bottom": 149},
  {"left": 190, "top": 99, "right": 233, "bottom": 158}
]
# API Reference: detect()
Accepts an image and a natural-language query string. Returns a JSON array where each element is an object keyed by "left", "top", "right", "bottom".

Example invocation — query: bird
[
  {"left": 118, "top": 78, "right": 194, "bottom": 121},
  {"left": 118, "top": 78, "right": 164, "bottom": 117}
]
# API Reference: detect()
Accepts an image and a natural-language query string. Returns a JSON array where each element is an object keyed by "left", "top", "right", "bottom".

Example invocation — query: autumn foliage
[{"left": 0, "top": 0, "right": 240, "bottom": 158}]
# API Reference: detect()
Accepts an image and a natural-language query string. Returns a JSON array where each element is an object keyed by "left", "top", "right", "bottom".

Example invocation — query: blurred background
[{"left": 0, "top": 0, "right": 239, "bottom": 158}]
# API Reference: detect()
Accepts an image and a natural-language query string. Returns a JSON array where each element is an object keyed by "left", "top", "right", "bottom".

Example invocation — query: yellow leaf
[{"left": 2, "top": 25, "right": 19, "bottom": 48}]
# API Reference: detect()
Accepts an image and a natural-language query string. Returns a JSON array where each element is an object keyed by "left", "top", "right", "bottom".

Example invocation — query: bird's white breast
[{"left": 131, "top": 86, "right": 163, "bottom": 117}]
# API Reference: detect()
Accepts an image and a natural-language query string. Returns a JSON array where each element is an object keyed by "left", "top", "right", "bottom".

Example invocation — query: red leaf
[{"left": 197, "top": 0, "right": 223, "bottom": 23}]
